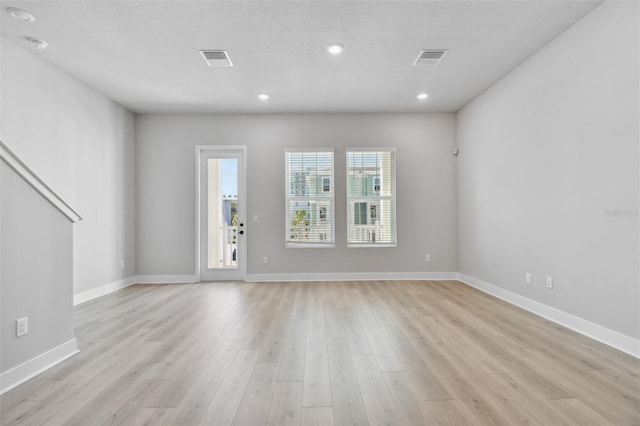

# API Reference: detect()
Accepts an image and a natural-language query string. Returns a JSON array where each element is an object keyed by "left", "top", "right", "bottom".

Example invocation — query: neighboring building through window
[
  {"left": 285, "top": 149, "right": 335, "bottom": 247},
  {"left": 346, "top": 149, "right": 396, "bottom": 247}
]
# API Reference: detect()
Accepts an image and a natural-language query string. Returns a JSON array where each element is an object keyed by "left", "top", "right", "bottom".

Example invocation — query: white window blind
[
  {"left": 346, "top": 149, "right": 396, "bottom": 247},
  {"left": 285, "top": 149, "right": 335, "bottom": 247}
]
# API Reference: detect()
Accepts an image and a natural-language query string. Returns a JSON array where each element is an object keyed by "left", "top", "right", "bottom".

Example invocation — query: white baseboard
[
  {"left": 135, "top": 275, "right": 197, "bottom": 284},
  {"left": 458, "top": 273, "right": 640, "bottom": 358},
  {"left": 245, "top": 272, "right": 459, "bottom": 282},
  {"left": 0, "top": 338, "right": 79, "bottom": 395},
  {"left": 73, "top": 276, "right": 137, "bottom": 306}
]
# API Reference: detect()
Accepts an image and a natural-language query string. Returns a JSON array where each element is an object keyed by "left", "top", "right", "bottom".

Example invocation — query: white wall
[
  {"left": 0, "top": 38, "right": 136, "bottom": 296},
  {"left": 457, "top": 1, "right": 639, "bottom": 339},
  {"left": 136, "top": 113, "right": 457, "bottom": 278},
  {"left": 1, "top": 163, "right": 75, "bottom": 374}
]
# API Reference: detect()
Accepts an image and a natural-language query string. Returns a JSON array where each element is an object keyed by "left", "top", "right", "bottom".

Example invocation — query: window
[
  {"left": 285, "top": 149, "right": 335, "bottom": 247},
  {"left": 346, "top": 149, "right": 396, "bottom": 247},
  {"left": 354, "top": 202, "right": 367, "bottom": 225},
  {"left": 322, "top": 178, "right": 331, "bottom": 193}
]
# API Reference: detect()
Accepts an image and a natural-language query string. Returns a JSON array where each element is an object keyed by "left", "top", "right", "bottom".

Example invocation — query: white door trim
[{"left": 195, "top": 145, "right": 247, "bottom": 282}]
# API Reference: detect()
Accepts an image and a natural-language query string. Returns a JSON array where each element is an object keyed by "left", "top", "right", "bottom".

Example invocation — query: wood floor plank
[
  {"left": 101, "top": 379, "right": 167, "bottom": 425},
  {"left": 546, "top": 398, "right": 615, "bottom": 426},
  {"left": 423, "top": 400, "right": 478, "bottom": 426},
  {"left": 278, "top": 318, "right": 307, "bottom": 382},
  {"left": 322, "top": 283, "right": 346, "bottom": 339},
  {"left": 259, "top": 316, "right": 294, "bottom": 363},
  {"left": 430, "top": 298, "right": 574, "bottom": 400},
  {"left": 199, "top": 349, "right": 260, "bottom": 426},
  {"left": 300, "top": 406, "right": 334, "bottom": 426},
  {"left": 1, "top": 281, "right": 637, "bottom": 426},
  {"left": 35, "top": 338, "right": 161, "bottom": 422},
  {"left": 339, "top": 285, "right": 373, "bottom": 355},
  {"left": 326, "top": 338, "right": 369, "bottom": 426},
  {"left": 302, "top": 287, "right": 332, "bottom": 407},
  {"left": 480, "top": 372, "right": 565, "bottom": 425},
  {"left": 410, "top": 337, "right": 510, "bottom": 425},
  {"left": 227, "top": 284, "right": 272, "bottom": 341},
  {"left": 351, "top": 353, "right": 400, "bottom": 426},
  {"left": 342, "top": 309, "right": 373, "bottom": 355},
  {"left": 130, "top": 407, "right": 176, "bottom": 426},
  {"left": 27, "top": 328, "right": 157, "bottom": 404},
  {"left": 11, "top": 401, "right": 68, "bottom": 426},
  {"left": 243, "top": 285, "right": 286, "bottom": 350},
  {"left": 278, "top": 286, "right": 308, "bottom": 382},
  {"left": 593, "top": 367, "right": 640, "bottom": 397},
  {"left": 382, "top": 335, "right": 451, "bottom": 401},
  {"left": 147, "top": 325, "right": 230, "bottom": 407},
  {"left": 266, "top": 381, "right": 303, "bottom": 426},
  {"left": 350, "top": 288, "right": 404, "bottom": 372},
  {"left": 0, "top": 400, "right": 41, "bottom": 425},
  {"left": 62, "top": 362, "right": 156, "bottom": 426},
  {"left": 170, "top": 338, "right": 244, "bottom": 425},
  {"left": 233, "top": 362, "right": 280, "bottom": 426},
  {"left": 382, "top": 371, "right": 427, "bottom": 425},
  {"left": 301, "top": 336, "right": 332, "bottom": 407},
  {"left": 529, "top": 347, "right": 640, "bottom": 425}
]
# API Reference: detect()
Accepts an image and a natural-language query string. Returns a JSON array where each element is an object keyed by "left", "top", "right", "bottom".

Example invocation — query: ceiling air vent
[
  {"left": 200, "top": 50, "right": 233, "bottom": 67},
  {"left": 413, "top": 49, "right": 448, "bottom": 66}
]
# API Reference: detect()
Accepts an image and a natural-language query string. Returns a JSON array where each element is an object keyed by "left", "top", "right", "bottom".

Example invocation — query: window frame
[
  {"left": 285, "top": 148, "right": 336, "bottom": 248},
  {"left": 373, "top": 176, "right": 381, "bottom": 193}
]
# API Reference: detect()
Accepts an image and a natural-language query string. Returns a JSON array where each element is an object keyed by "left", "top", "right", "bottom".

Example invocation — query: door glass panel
[{"left": 207, "top": 158, "right": 238, "bottom": 269}]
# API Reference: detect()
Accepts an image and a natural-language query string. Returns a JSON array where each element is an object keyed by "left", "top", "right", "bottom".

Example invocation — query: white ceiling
[{"left": 1, "top": 0, "right": 602, "bottom": 114}]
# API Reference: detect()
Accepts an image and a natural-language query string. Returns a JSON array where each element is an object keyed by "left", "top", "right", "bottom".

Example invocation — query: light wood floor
[{"left": 1, "top": 280, "right": 639, "bottom": 425}]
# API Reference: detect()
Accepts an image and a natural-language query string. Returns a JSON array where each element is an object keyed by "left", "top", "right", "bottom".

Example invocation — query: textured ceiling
[{"left": 1, "top": 1, "right": 602, "bottom": 114}]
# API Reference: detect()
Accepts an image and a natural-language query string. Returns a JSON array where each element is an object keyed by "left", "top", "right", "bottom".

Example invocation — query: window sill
[{"left": 347, "top": 243, "right": 396, "bottom": 248}]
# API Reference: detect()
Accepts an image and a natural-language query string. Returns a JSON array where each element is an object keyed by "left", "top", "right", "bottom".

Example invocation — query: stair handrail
[{"left": 0, "top": 139, "right": 83, "bottom": 223}]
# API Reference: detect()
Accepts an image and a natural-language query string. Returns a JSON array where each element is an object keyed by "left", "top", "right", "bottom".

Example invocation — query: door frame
[{"left": 194, "top": 145, "right": 247, "bottom": 282}]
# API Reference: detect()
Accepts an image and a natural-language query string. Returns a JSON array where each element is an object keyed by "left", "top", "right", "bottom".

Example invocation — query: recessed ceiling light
[
  {"left": 258, "top": 94, "right": 269, "bottom": 101},
  {"left": 327, "top": 43, "right": 344, "bottom": 55},
  {"left": 6, "top": 7, "right": 35, "bottom": 22},
  {"left": 417, "top": 93, "right": 429, "bottom": 100},
  {"left": 26, "top": 37, "right": 47, "bottom": 49}
]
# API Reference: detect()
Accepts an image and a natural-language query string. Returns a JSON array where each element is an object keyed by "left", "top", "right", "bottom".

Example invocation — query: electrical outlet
[
  {"left": 16, "top": 317, "right": 28, "bottom": 337},
  {"left": 254, "top": 215, "right": 259, "bottom": 224},
  {"left": 546, "top": 276, "right": 553, "bottom": 289},
  {"left": 263, "top": 256, "right": 269, "bottom": 264},
  {"left": 525, "top": 272, "right": 531, "bottom": 285},
  {"left": 120, "top": 260, "right": 125, "bottom": 269},
  {"left": 425, "top": 254, "right": 431, "bottom": 262}
]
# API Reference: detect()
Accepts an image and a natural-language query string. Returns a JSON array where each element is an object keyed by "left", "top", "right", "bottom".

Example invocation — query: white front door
[{"left": 196, "top": 146, "right": 247, "bottom": 281}]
